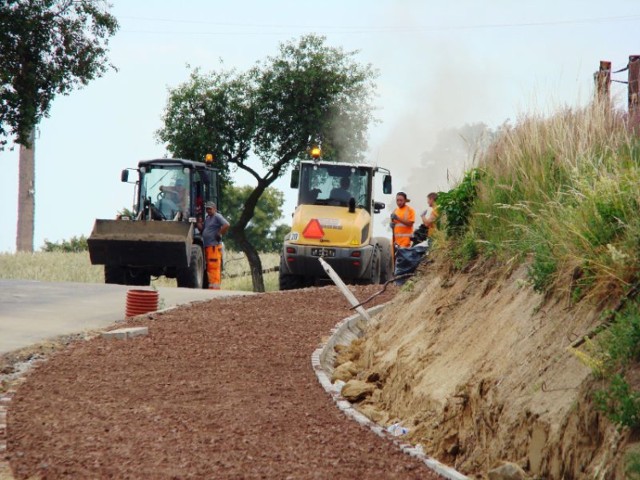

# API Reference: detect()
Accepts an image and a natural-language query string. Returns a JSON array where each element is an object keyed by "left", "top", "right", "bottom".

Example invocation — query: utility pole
[
  {"left": 16, "top": 128, "right": 35, "bottom": 252},
  {"left": 595, "top": 60, "right": 611, "bottom": 105},
  {"left": 629, "top": 55, "right": 640, "bottom": 129}
]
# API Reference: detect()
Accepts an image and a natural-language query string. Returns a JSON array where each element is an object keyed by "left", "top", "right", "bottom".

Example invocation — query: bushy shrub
[
  {"left": 528, "top": 241, "right": 557, "bottom": 292},
  {"left": 590, "top": 302, "right": 640, "bottom": 429},
  {"left": 437, "top": 168, "right": 482, "bottom": 238},
  {"left": 41, "top": 235, "right": 89, "bottom": 253},
  {"left": 594, "top": 374, "right": 640, "bottom": 429}
]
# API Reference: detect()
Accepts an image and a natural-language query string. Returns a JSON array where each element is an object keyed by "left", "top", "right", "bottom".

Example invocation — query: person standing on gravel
[
  {"left": 391, "top": 191, "right": 415, "bottom": 248},
  {"left": 197, "top": 201, "right": 229, "bottom": 289}
]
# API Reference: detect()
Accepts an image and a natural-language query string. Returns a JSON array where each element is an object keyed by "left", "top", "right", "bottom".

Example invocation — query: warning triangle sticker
[{"left": 303, "top": 219, "right": 324, "bottom": 239}]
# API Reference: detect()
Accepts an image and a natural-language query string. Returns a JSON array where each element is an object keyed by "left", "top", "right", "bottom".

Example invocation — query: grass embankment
[
  {"left": 0, "top": 251, "right": 280, "bottom": 291},
  {"left": 446, "top": 104, "right": 640, "bottom": 301},
  {"left": 438, "top": 104, "right": 640, "bottom": 471}
]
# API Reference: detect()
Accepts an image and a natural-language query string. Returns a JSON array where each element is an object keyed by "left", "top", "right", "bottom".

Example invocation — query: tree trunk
[
  {"left": 16, "top": 129, "right": 35, "bottom": 252},
  {"left": 228, "top": 154, "right": 299, "bottom": 292},
  {"left": 233, "top": 228, "right": 265, "bottom": 292}
]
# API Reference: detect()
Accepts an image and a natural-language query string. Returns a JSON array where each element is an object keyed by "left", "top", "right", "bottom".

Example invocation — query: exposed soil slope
[
  {"left": 6, "top": 286, "right": 442, "bottom": 479},
  {"left": 340, "top": 258, "right": 626, "bottom": 479}
]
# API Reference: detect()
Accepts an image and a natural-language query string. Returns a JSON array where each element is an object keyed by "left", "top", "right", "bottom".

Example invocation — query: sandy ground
[
  {"left": 5, "top": 285, "right": 441, "bottom": 479},
  {"left": 337, "top": 258, "right": 626, "bottom": 478}
]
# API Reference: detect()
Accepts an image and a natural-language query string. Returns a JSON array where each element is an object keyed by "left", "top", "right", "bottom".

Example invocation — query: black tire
[
  {"left": 177, "top": 245, "right": 204, "bottom": 289},
  {"left": 370, "top": 246, "right": 382, "bottom": 284},
  {"left": 278, "top": 255, "right": 308, "bottom": 290},
  {"left": 376, "top": 237, "right": 393, "bottom": 283},
  {"left": 104, "top": 265, "right": 125, "bottom": 284}
]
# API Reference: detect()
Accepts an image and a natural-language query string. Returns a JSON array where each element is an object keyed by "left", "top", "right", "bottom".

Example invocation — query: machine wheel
[
  {"left": 376, "top": 237, "right": 393, "bottom": 283},
  {"left": 369, "top": 246, "right": 382, "bottom": 284},
  {"left": 278, "top": 255, "right": 308, "bottom": 290},
  {"left": 104, "top": 265, "right": 125, "bottom": 284},
  {"left": 177, "top": 245, "right": 205, "bottom": 289}
]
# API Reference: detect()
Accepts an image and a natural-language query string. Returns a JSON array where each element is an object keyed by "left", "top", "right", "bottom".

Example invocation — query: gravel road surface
[{"left": 7, "top": 285, "right": 441, "bottom": 479}]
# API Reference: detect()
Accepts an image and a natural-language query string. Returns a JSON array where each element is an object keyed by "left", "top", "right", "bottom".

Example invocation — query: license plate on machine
[{"left": 311, "top": 248, "right": 336, "bottom": 258}]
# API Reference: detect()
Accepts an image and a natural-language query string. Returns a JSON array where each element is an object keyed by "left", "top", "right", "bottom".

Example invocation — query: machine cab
[
  {"left": 295, "top": 161, "right": 373, "bottom": 211},
  {"left": 128, "top": 159, "right": 220, "bottom": 221}
]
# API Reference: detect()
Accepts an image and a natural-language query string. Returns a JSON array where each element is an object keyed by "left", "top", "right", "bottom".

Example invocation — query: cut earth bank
[{"left": 334, "top": 255, "right": 631, "bottom": 479}]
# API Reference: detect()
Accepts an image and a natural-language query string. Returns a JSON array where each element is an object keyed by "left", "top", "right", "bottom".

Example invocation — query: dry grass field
[{"left": 0, "top": 251, "right": 280, "bottom": 291}]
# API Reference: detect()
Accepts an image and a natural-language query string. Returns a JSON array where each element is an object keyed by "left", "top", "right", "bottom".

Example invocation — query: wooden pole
[
  {"left": 595, "top": 60, "right": 611, "bottom": 105},
  {"left": 629, "top": 55, "right": 640, "bottom": 130}
]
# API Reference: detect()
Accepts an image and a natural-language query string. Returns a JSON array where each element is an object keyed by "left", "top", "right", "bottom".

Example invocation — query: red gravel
[{"left": 7, "top": 286, "right": 441, "bottom": 479}]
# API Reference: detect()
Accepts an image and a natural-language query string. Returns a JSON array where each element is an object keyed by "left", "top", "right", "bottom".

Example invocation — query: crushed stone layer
[{"left": 7, "top": 286, "right": 441, "bottom": 479}]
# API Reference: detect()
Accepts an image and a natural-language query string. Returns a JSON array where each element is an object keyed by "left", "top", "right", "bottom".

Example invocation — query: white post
[{"left": 318, "top": 258, "right": 371, "bottom": 322}]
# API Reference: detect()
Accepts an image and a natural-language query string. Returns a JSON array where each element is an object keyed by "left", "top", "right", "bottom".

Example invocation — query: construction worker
[
  {"left": 420, "top": 192, "right": 439, "bottom": 238},
  {"left": 391, "top": 191, "right": 415, "bottom": 248},
  {"left": 197, "top": 201, "right": 229, "bottom": 289}
]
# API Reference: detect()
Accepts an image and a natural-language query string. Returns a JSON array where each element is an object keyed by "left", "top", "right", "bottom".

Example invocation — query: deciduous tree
[
  {"left": 222, "top": 185, "right": 289, "bottom": 253},
  {"left": 158, "top": 34, "right": 377, "bottom": 291},
  {"left": 0, "top": 0, "right": 118, "bottom": 250}
]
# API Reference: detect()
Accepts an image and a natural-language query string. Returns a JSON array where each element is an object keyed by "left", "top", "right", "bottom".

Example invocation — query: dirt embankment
[{"left": 337, "top": 258, "right": 629, "bottom": 479}]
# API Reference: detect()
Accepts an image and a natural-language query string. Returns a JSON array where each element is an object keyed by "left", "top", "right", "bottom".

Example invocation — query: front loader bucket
[{"left": 88, "top": 220, "right": 193, "bottom": 268}]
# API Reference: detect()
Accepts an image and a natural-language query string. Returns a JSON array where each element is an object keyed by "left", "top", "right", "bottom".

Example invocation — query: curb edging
[{"left": 311, "top": 305, "right": 469, "bottom": 480}]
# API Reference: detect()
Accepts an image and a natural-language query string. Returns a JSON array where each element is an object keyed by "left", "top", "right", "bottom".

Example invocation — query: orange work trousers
[{"left": 205, "top": 245, "right": 222, "bottom": 290}]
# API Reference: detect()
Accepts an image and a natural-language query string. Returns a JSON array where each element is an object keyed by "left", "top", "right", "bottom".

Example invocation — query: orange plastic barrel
[{"left": 125, "top": 289, "right": 159, "bottom": 317}]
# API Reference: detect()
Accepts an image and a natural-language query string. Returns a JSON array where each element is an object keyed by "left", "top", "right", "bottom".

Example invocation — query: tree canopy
[
  {"left": 157, "top": 34, "right": 378, "bottom": 291},
  {"left": 222, "top": 185, "right": 289, "bottom": 253},
  {"left": 0, "top": 0, "right": 119, "bottom": 148}
]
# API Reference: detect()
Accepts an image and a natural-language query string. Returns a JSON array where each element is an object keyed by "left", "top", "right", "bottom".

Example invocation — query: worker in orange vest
[
  {"left": 391, "top": 191, "right": 415, "bottom": 248},
  {"left": 197, "top": 201, "right": 229, "bottom": 289}
]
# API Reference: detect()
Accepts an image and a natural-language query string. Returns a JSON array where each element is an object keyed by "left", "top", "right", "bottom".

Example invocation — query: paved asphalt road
[{"left": 0, "top": 280, "right": 251, "bottom": 354}]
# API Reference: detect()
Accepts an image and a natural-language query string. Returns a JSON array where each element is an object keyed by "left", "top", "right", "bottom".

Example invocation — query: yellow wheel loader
[
  {"left": 279, "top": 155, "right": 393, "bottom": 290},
  {"left": 88, "top": 157, "right": 221, "bottom": 288}
]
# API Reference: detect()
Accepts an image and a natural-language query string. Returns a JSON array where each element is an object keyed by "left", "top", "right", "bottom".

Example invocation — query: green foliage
[
  {"left": 0, "top": 0, "right": 118, "bottom": 148},
  {"left": 591, "top": 302, "right": 640, "bottom": 429},
  {"left": 437, "top": 168, "right": 482, "bottom": 238},
  {"left": 450, "top": 230, "right": 480, "bottom": 270},
  {"left": 222, "top": 185, "right": 289, "bottom": 252},
  {"left": 41, "top": 235, "right": 89, "bottom": 253},
  {"left": 594, "top": 374, "right": 640, "bottom": 429},
  {"left": 117, "top": 207, "right": 135, "bottom": 219},
  {"left": 600, "top": 303, "right": 640, "bottom": 369},
  {"left": 528, "top": 241, "right": 557, "bottom": 292},
  {"left": 625, "top": 450, "right": 640, "bottom": 479}
]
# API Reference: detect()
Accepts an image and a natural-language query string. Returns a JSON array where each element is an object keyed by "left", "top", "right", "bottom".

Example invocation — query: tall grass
[
  {"left": 0, "top": 251, "right": 280, "bottom": 291},
  {"left": 451, "top": 103, "right": 640, "bottom": 300}
]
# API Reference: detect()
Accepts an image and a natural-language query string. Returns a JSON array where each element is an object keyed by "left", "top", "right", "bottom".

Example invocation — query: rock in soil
[
  {"left": 487, "top": 462, "right": 529, "bottom": 480},
  {"left": 341, "top": 379, "right": 376, "bottom": 402},
  {"left": 331, "top": 361, "right": 359, "bottom": 383}
]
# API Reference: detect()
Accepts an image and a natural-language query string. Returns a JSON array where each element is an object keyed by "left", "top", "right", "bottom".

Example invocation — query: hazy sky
[{"left": 0, "top": 0, "right": 637, "bottom": 253}]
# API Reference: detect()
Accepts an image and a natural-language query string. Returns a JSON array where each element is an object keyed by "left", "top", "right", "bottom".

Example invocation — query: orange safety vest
[{"left": 392, "top": 205, "right": 415, "bottom": 248}]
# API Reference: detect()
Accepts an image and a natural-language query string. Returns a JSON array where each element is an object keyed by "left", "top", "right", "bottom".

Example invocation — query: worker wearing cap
[
  {"left": 197, "top": 201, "right": 229, "bottom": 289},
  {"left": 391, "top": 191, "right": 415, "bottom": 248}
]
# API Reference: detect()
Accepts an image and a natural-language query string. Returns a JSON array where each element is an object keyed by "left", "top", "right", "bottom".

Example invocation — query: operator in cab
[
  {"left": 197, "top": 201, "right": 229, "bottom": 290},
  {"left": 330, "top": 177, "right": 352, "bottom": 204},
  {"left": 391, "top": 191, "right": 415, "bottom": 248}
]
